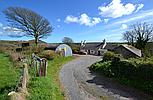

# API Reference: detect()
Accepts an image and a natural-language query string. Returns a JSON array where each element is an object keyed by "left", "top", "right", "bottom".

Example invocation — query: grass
[
  {"left": 0, "top": 53, "right": 20, "bottom": 100},
  {"left": 27, "top": 56, "right": 74, "bottom": 100}
]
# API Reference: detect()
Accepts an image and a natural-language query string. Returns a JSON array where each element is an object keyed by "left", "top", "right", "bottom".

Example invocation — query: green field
[
  {"left": 0, "top": 53, "right": 20, "bottom": 100},
  {"left": 28, "top": 56, "right": 73, "bottom": 100}
]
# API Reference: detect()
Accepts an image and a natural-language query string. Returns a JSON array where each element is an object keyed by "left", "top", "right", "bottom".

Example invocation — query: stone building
[
  {"left": 80, "top": 40, "right": 118, "bottom": 56},
  {"left": 114, "top": 44, "right": 142, "bottom": 58}
]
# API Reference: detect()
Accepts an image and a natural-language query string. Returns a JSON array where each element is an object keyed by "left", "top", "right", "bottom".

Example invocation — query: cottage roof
[
  {"left": 121, "top": 44, "right": 142, "bottom": 57},
  {"left": 83, "top": 42, "right": 118, "bottom": 51},
  {"left": 104, "top": 44, "right": 118, "bottom": 50},
  {"left": 84, "top": 43, "right": 100, "bottom": 50}
]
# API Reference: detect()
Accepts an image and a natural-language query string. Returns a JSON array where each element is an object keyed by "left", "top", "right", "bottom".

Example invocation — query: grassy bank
[
  {"left": 0, "top": 53, "right": 20, "bottom": 100},
  {"left": 28, "top": 56, "right": 73, "bottom": 100}
]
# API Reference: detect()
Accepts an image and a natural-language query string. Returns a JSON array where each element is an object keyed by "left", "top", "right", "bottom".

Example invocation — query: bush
[
  {"left": 111, "top": 60, "right": 136, "bottom": 78},
  {"left": 90, "top": 57, "right": 153, "bottom": 95},
  {"left": 103, "top": 51, "right": 121, "bottom": 62},
  {"left": 31, "top": 44, "right": 46, "bottom": 54},
  {"left": 90, "top": 61, "right": 114, "bottom": 77},
  {"left": 39, "top": 50, "right": 59, "bottom": 60},
  {"left": 137, "top": 63, "right": 153, "bottom": 81},
  {"left": 69, "top": 44, "right": 80, "bottom": 53}
]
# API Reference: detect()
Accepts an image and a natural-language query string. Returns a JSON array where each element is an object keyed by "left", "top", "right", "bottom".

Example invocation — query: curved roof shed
[{"left": 55, "top": 44, "right": 72, "bottom": 57}]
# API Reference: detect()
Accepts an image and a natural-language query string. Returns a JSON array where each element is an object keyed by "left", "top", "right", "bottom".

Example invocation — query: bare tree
[
  {"left": 62, "top": 37, "right": 74, "bottom": 44},
  {"left": 123, "top": 22, "right": 153, "bottom": 50},
  {"left": 3, "top": 7, "right": 53, "bottom": 45},
  {"left": 123, "top": 30, "right": 136, "bottom": 46}
]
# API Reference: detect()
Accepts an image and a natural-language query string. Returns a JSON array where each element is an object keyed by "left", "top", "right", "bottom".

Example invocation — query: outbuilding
[
  {"left": 114, "top": 44, "right": 142, "bottom": 58},
  {"left": 55, "top": 44, "right": 72, "bottom": 57}
]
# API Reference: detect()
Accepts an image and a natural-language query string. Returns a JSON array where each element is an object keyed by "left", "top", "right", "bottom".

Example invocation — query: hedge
[{"left": 90, "top": 56, "right": 153, "bottom": 94}]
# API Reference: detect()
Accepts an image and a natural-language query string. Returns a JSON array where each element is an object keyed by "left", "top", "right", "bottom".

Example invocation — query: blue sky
[{"left": 0, "top": 0, "right": 153, "bottom": 43}]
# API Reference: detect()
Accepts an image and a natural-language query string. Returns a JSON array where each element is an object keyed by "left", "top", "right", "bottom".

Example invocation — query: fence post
[
  {"left": 8, "top": 63, "right": 29, "bottom": 100},
  {"left": 20, "top": 63, "right": 29, "bottom": 94},
  {"left": 31, "top": 54, "right": 48, "bottom": 77},
  {"left": 41, "top": 58, "right": 47, "bottom": 76}
]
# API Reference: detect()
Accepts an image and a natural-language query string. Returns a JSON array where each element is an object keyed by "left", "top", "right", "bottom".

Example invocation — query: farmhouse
[
  {"left": 80, "top": 43, "right": 117, "bottom": 55},
  {"left": 79, "top": 40, "right": 142, "bottom": 58},
  {"left": 80, "top": 40, "right": 119, "bottom": 56}
]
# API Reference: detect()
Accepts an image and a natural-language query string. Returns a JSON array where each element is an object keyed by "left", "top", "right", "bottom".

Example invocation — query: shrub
[
  {"left": 31, "top": 44, "right": 46, "bottom": 54},
  {"left": 103, "top": 51, "right": 121, "bottom": 62},
  {"left": 90, "top": 61, "right": 114, "bottom": 77},
  {"left": 137, "top": 63, "right": 153, "bottom": 81},
  {"left": 69, "top": 44, "right": 80, "bottom": 53},
  {"left": 103, "top": 51, "right": 115, "bottom": 61},
  {"left": 39, "top": 50, "right": 59, "bottom": 60},
  {"left": 111, "top": 60, "right": 136, "bottom": 78}
]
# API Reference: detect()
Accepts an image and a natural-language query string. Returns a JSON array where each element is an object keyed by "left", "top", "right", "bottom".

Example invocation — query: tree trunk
[
  {"left": 35, "top": 32, "right": 39, "bottom": 46},
  {"left": 35, "top": 36, "right": 38, "bottom": 46}
]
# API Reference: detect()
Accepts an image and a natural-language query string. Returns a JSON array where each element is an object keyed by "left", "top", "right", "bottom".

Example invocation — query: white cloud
[
  {"left": 92, "top": 18, "right": 102, "bottom": 25},
  {"left": 1, "top": 26, "right": 24, "bottom": 37},
  {"left": 98, "top": 0, "right": 144, "bottom": 18},
  {"left": 64, "top": 16, "right": 78, "bottom": 23},
  {"left": 79, "top": 14, "right": 91, "bottom": 26},
  {"left": 114, "top": 10, "right": 153, "bottom": 25},
  {"left": 121, "top": 24, "right": 128, "bottom": 29},
  {"left": 64, "top": 13, "right": 102, "bottom": 27},
  {"left": 3, "top": 26, "right": 23, "bottom": 33},
  {"left": 135, "top": 4, "right": 144, "bottom": 13},
  {"left": 57, "top": 18, "right": 61, "bottom": 22},
  {"left": 104, "top": 19, "right": 109, "bottom": 23}
]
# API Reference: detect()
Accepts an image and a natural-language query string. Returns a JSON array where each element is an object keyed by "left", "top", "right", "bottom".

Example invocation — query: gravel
[{"left": 60, "top": 55, "right": 152, "bottom": 100}]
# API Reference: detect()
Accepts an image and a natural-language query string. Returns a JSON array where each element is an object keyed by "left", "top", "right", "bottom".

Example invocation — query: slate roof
[
  {"left": 83, "top": 42, "right": 119, "bottom": 51},
  {"left": 84, "top": 43, "right": 100, "bottom": 50},
  {"left": 104, "top": 43, "right": 119, "bottom": 50},
  {"left": 120, "top": 44, "right": 142, "bottom": 57}
]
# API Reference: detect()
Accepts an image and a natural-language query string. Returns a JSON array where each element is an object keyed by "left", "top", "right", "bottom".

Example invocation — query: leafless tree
[
  {"left": 123, "top": 22, "right": 153, "bottom": 50},
  {"left": 123, "top": 30, "right": 136, "bottom": 46},
  {"left": 3, "top": 7, "right": 53, "bottom": 45}
]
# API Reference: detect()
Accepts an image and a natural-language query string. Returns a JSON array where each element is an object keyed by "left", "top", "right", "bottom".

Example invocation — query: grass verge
[
  {"left": 0, "top": 53, "right": 20, "bottom": 100},
  {"left": 27, "top": 56, "right": 73, "bottom": 100}
]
